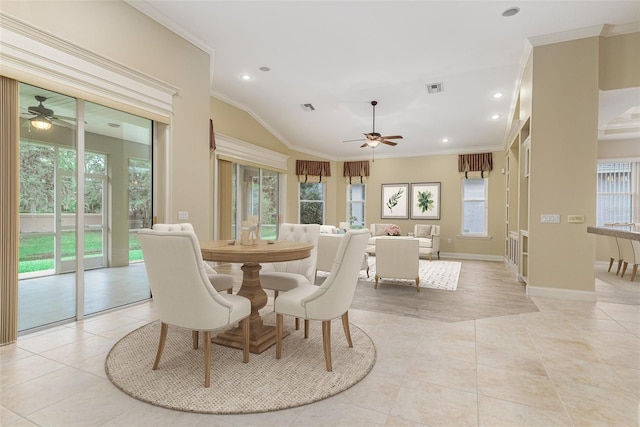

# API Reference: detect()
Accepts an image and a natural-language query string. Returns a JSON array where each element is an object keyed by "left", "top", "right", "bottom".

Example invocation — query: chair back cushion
[
  {"left": 265, "top": 223, "right": 320, "bottom": 282},
  {"left": 138, "top": 228, "right": 237, "bottom": 329},
  {"left": 302, "top": 229, "right": 370, "bottom": 319}
]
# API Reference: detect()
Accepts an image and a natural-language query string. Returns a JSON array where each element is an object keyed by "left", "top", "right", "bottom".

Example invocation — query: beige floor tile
[
  {"left": 414, "top": 333, "right": 477, "bottom": 363},
  {"left": 403, "top": 352, "right": 477, "bottom": 393},
  {"left": 292, "top": 396, "right": 388, "bottom": 426},
  {"left": 477, "top": 365, "right": 563, "bottom": 411},
  {"left": 476, "top": 341, "right": 547, "bottom": 377},
  {"left": 104, "top": 400, "right": 237, "bottom": 426},
  {"left": 569, "top": 317, "right": 631, "bottom": 334},
  {"left": 478, "top": 395, "right": 572, "bottom": 426},
  {"left": 0, "top": 354, "right": 66, "bottom": 391},
  {"left": 38, "top": 334, "right": 116, "bottom": 365},
  {"left": 544, "top": 357, "right": 635, "bottom": 394},
  {"left": 580, "top": 329, "right": 640, "bottom": 351},
  {"left": 341, "top": 370, "right": 403, "bottom": 414},
  {"left": 530, "top": 336, "right": 604, "bottom": 364},
  {"left": 591, "top": 343, "right": 640, "bottom": 369},
  {"left": 611, "top": 365, "right": 640, "bottom": 398},
  {"left": 0, "top": 367, "right": 103, "bottom": 416},
  {"left": 16, "top": 327, "right": 94, "bottom": 354},
  {"left": 0, "top": 345, "right": 33, "bottom": 366},
  {"left": 384, "top": 415, "right": 426, "bottom": 426},
  {"left": 554, "top": 379, "right": 640, "bottom": 426},
  {"left": 391, "top": 381, "right": 478, "bottom": 426}
]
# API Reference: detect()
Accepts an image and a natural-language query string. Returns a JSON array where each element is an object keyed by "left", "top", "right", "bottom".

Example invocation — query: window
[
  {"left": 347, "top": 184, "right": 366, "bottom": 228},
  {"left": 597, "top": 161, "right": 639, "bottom": 226},
  {"left": 299, "top": 182, "right": 324, "bottom": 224},
  {"left": 462, "top": 178, "right": 488, "bottom": 235}
]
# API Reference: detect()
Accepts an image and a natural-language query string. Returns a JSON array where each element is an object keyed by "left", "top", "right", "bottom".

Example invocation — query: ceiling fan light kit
[{"left": 30, "top": 116, "right": 52, "bottom": 130}]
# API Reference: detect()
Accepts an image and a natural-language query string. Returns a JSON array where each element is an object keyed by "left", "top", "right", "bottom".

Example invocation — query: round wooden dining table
[{"left": 200, "top": 239, "right": 313, "bottom": 354}]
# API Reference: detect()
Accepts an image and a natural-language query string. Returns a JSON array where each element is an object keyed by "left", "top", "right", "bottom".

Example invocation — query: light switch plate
[
  {"left": 178, "top": 210, "right": 189, "bottom": 220},
  {"left": 567, "top": 215, "right": 585, "bottom": 223},
  {"left": 541, "top": 214, "right": 560, "bottom": 224}
]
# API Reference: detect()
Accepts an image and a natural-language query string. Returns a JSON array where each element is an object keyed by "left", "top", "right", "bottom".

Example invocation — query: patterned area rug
[
  {"left": 319, "top": 259, "right": 461, "bottom": 291},
  {"left": 105, "top": 314, "right": 376, "bottom": 414}
]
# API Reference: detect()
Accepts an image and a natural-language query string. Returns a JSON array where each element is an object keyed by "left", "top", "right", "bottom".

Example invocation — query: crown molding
[
  {"left": 0, "top": 12, "right": 178, "bottom": 119},
  {"left": 528, "top": 24, "right": 606, "bottom": 47},
  {"left": 601, "top": 21, "right": 640, "bottom": 37}
]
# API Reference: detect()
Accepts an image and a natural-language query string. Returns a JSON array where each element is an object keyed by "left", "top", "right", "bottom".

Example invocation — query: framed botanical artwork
[
  {"left": 410, "top": 182, "right": 441, "bottom": 220},
  {"left": 381, "top": 183, "right": 409, "bottom": 219}
]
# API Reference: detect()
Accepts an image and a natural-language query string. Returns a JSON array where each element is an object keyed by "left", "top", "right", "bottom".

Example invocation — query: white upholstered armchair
[{"left": 138, "top": 227, "right": 251, "bottom": 387}]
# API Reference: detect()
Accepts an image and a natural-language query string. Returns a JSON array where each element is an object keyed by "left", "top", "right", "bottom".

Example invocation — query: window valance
[
  {"left": 296, "top": 160, "right": 331, "bottom": 183},
  {"left": 343, "top": 161, "right": 370, "bottom": 184},
  {"left": 458, "top": 153, "right": 493, "bottom": 178}
]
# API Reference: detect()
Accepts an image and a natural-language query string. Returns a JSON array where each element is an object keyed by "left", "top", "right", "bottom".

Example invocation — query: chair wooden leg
[
  {"left": 374, "top": 274, "right": 379, "bottom": 289},
  {"left": 295, "top": 317, "right": 300, "bottom": 330},
  {"left": 203, "top": 331, "right": 211, "bottom": 388},
  {"left": 366, "top": 266, "right": 370, "bottom": 278},
  {"left": 242, "top": 317, "right": 250, "bottom": 363},
  {"left": 273, "top": 290, "right": 279, "bottom": 311},
  {"left": 322, "top": 320, "right": 332, "bottom": 372},
  {"left": 415, "top": 277, "right": 420, "bottom": 292},
  {"left": 631, "top": 264, "right": 638, "bottom": 282},
  {"left": 192, "top": 330, "right": 199, "bottom": 349},
  {"left": 227, "top": 288, "right": 233, "bottom": 294},
  {"left": 341, "top": 312, "right": 353, "bottom": 348},
  {"left": 608, "top": 257, "right": 615, "bottom": 272},
  {"left": 153, "top": 322, "right": 168, "bottom": 370},
  {"left": 276, "top": 313, "right": 283, "bottom": 359},
  {"left": 617, "top": 259, "right": 624, "bottom": 275},
  {"left": 304, "top": 319, "right": 309, "bottom": 338},
  {"left": 621, "top": 262, "right": 629, "bottom": 278}
]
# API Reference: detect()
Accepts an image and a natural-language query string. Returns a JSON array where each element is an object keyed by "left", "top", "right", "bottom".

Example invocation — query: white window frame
[
  {"left": 461, "top": 178, "right": 489, "bottom": 236},
  {"left": 596, "top": 160, "right": 640, "bottom": 226},
  {"left": 346, "top": 183, "right": 366, "bottom": 228}
]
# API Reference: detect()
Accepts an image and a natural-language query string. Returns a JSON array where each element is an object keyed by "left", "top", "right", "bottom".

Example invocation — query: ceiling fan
[
  {"left": 344, "top": 100, "right": 403, "bottom": 149},
  {"left": 23, "top": 95, "right": 74, "bottom": 130}
]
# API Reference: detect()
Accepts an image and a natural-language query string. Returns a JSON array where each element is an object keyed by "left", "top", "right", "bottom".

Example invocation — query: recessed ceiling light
[
  {"left": 493, "top": 92, "right": 503, "bottom": 99},
  {"left": 259, "top": 66, "right": 270, "bottom": 72},
  {"left": 239, "top": 73, "right": 253, "bottom": 81},
  {"left": 502, "top": 7, "right": 520, "bottom": 17},
  {"left": 491, "top": 114, "right": 502, "bottom": 120},
  {"left": 442, "top": 138, "right": 449, "bottom": 143}
]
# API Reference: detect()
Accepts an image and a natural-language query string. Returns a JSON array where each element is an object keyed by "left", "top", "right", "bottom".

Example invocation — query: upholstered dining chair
[
  {"left": 138, "top": 228, "right": 251, "bottom": 387},
  {"left": 375, "top": 237, "right": 420, "bottom": 292},
  {"left": 260, "top": 222, "right": 321, "bottom": 302},
  {"left": 152, "top": 223, "right": 234, "bottom": 294},
  {"left": 274, "top": 229, "right": 370, "bottom": 372},
  {"left": 618, "top": 237, "right": 636, "bottom": 278},
  {"left": 607, "top": 236, "right": 622, "bottom": 273}
]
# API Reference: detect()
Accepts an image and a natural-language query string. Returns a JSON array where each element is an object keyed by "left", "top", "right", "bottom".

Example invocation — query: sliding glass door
[
  {"left": 231, "top": 164, "right": 280, "bottom": 239},
  {"left": 18, "top": 83, "right": 153, "bottom": 331}
]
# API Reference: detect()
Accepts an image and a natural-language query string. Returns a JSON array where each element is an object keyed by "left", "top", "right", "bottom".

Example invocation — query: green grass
[{"left": 19, "top": 231, "right": 142, "bottom": 273}]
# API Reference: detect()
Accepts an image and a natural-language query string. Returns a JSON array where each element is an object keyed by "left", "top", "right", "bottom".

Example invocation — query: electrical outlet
[
  {"left": 447, "top": 237, "right": 452, "bottom": 244},
  {"left": 540, "top": 214, "right": 560, "bottom": 223}
]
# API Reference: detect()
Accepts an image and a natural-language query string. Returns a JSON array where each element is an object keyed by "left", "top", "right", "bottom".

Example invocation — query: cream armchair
[
  {"left": 274, "top": 229, "right": 370, "bottom": 371},
  {"left": 374, "top": 237, "right": 420, "bottom": 291},
  {"left": 153, "top": 223, "right": 234, "bottom": 293},
  {"left": 138, "top": 227, "right": 251, "bottom": 387},
  {"left": 413, "top": 224, "right": 441, "bottom": 260}
]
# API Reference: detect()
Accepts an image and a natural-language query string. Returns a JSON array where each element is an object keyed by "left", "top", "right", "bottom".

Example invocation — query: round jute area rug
[{"left": 105, "top": 314, "right": 376, "bottom": 414}]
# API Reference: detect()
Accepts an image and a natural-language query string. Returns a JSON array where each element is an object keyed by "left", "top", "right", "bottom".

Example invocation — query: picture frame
[
  {"left": 410, "top": 182, "right": 441, "bottom": 220},
  {"left": 381, "top": 183, "right": 409, "bottom": 219}
]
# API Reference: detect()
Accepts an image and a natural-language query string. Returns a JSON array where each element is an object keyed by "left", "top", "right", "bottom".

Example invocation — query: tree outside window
[
  {"left": 462, "top": 178, "right": 488, "bottom": 235},
  {"left": 347, "top": 184, "right": 365, "bottom": 228},
  {"left": 299, "top": 182, "right": 324, "bottom": 224}
]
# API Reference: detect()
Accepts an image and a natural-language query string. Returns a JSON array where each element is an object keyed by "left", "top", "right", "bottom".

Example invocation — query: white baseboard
[
  {"left": 526, "top": 285, "right": 596, "bottom": 301},
  {"left": 439, "top": 252, "right": 504, "bottom": 262}
]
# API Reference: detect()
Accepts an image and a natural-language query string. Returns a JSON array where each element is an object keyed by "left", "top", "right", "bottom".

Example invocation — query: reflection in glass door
[
  {"left": 17, "top": 82, "right": 153, "bottom": 331},
  {"left": 233, "top": 164, "right": 279, "bottom": 239}
]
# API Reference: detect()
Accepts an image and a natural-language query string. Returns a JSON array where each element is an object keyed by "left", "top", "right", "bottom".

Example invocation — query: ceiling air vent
[
  {"left": 301, "top": 103, "right": 315, "bottom": 111},
  {"left": 426, "top": 82, "right": 443, "bottom": 94}
]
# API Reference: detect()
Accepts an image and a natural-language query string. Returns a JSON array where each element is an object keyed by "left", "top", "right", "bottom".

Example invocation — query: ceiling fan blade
[
  {"left": 360, "top": 142, "right": 369, "bottom": 148},
  {"left": 379, "top": 135, "right": 403, "bottom": 140},
  {"left": 343, "top": 138, "right": 366, "bottom": 143},
  {"left": 381, "top": 140, "right": 398, "bottom": 146}
]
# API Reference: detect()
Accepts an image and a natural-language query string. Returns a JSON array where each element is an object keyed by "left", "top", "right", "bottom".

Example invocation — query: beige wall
[
  {"left": 529, "top": 37, "right": 600, "bottom": 293},
  {"left": 2, "top": 1, "right": 213, "bottom": 240},
  {"left": 600, "top": 32, "right": 640, "bottom": 90}
]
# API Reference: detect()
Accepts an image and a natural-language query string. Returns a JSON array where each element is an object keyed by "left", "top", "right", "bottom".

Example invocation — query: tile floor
[{"left": 1, "top": 261, "right": 639, "bottom": 426}]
